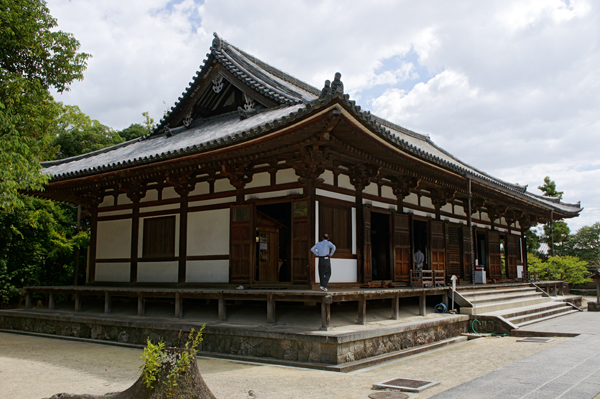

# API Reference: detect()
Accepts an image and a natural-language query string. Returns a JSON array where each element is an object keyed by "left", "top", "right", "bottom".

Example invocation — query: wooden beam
[
  {"left": 179, "top": 194, "right": 188, "bottom": 283},
  {"left": 48, "top": 292, "right": 55, "bottom": 310},
  {"left": 175, "top": 292, "right": 182, "bottom": 318},
  {"left": 321, "top": 296, "right": 332, "bottom": 330},
  {"left": 25, "top": 292, "right": 32, "bottom": 309},
  {"left": 89, "top": 206, "right": 98, "bottom": 283},
  {"left": 74, "top": 293, "right": 81, "bottom": 312},
  {"left": 392, "top": 292, "right": 400, "bottom": 320},
  {"left": 419, "top": 292, "right": 426, "bottom": 316},
  {"left": 130, "top": 202, "right": 140, "bottom": 283}
]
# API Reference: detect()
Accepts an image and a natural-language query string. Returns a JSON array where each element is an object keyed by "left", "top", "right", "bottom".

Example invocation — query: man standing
[
  {"left": 414, "top": 248, "right": 425, "bottom": 271},
  {"left": 311, "top": 234, "right": 336, "bottom": 292}
]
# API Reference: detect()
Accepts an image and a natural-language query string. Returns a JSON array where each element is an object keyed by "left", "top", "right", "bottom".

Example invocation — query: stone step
[
  {"left": 461, "top": 291, "right": 544, "bottom": 304},
  {"left": 516, "top": 309, "right": 580, "bottom": 328},
  {"left": 507, "top": 305, "right": 575, "bottom": 325},
  {"left": 461, "top": 297, "right": 551, "bottom": 315},
  {"left": 457, "top": 287, "right": 536, "bottom": 297},
  {"left": 489, "top": 302, "right": 566, "bottom": 319}
]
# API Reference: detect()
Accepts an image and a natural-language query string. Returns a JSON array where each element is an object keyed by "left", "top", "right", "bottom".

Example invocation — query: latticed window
[
  {"left": 319, "top": 202, "right": 352, "bottom": 254},
  {"left": 143, "top": 216, "right": 176, "bottom": 258}
]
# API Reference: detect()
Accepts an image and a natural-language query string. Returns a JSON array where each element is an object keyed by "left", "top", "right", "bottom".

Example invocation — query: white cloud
[{"left": 46, "top": 0, "right": 600, "bottom": 230}]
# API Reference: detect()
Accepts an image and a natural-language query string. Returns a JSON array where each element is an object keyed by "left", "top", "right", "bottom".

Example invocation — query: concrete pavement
[{"left": 429, "top": 311, "right": 600, "bottom": 399}]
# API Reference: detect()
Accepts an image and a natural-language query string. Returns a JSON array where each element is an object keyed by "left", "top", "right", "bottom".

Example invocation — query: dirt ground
[{"left": 0, "top": 331, "right": 570, "bottom": 399}]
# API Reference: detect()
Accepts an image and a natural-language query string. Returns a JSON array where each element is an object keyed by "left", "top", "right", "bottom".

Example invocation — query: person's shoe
[{"left": 320, "top": 286, "right": 327, "bottom": 292}]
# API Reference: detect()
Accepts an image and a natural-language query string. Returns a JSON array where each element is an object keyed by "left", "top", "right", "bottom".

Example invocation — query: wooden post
[
  {"left": 358, "top": 295, "right": 367, "bottom": 325},
  {"left": 25, "top": 292, "right": 32, "bottom": 309},
  {"left": 130, "top": 201, "right": 140, "bottom": 283},
  {"left": 89, "top": 206, "right": 98, "bottom": 283},
  {"left": 392, "top": 292, "right": 400, "bottom": 320},
  {"left": 442, "top": 291, "right": 449, "bottom": 308},
  {"left": 175, "top": 292, "right": 182, "bottom": 318},
  {"left": 218, "top": 294, "right": 226, "bottom": 321},
  {"left": 321, "top": 295, "right": 332, "bottom": 330},
  {"left": 267, "top": 294, "right": 276, "bottom": 324},
  {"left": 137, "top": 293, "right": 145, "bottom": 316},
  {"left": 419, "top": 292, "right": 426, "bottom": 316},
  {"left": 74, "top": 293, "right": 81, "bottom": 311},
  {"left": 179, "top": 193, "right": 188, "bottom": 284},
  {"left": 48, "top": 292, "right": 55, "bottom": 310},
  {"left": 104, "top": 291, "right": 111, "bottom": 313}
]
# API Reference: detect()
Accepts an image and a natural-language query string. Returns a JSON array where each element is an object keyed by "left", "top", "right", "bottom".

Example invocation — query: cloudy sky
[{"left": 46, "top": 0, "right": 600, "bottom": 232}]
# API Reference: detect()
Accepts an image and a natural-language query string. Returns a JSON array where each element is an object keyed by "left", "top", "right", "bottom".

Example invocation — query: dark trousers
[{"left": 318, "top": 257, "right": 331, "bottom": 288}]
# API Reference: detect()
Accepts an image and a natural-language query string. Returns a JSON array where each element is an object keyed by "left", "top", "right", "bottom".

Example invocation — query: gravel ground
[{"left": 0, "top": 331, "right": 569, "bottom": 399}]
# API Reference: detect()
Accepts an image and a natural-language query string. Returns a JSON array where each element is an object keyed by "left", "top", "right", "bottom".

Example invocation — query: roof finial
[
  {"left": 331, "top": 72, "right": 344, "bottom": 95},
  {"left": 320, "top": 79, "right": 331, "bottom": 98},
  {"left": 212, "top": 32, "right": 223, "bottom": 51}
]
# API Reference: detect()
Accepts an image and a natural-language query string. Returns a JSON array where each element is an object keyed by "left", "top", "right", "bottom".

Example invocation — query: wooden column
[
  {"left": 267, "top": 294, "right": 276, "bottom": 324},
  {"left": 179, "top": 193, "right": 188, "bottom": 283},
  {"left": 419, "top": 292, "right": 426, "bottom": 316},
  {"left": 130, "top": 200, "right": 140, "bottom": 283},
  {"left": 104, "top": 291, "right": 111, "bottom": 313},
  {"left": 355, "top": 189, "right": 364, "bottom": 283},
  {"left": 48, "top": 292, "right": 55, "bottom": 310},
  {"left": 175, "top": 292, "right": 182, "bottom": 318},
  {"left": 358, "top": 295, "right": 367, "bottom": 325},
  {"left": 89, "top": 206, "right": 98, "bottom": 283},
  {"left": 137, "top": 293, "right": 145, "bottom": 316},
  {"left": 74, "top": 293, "right": 81, "bottom": 311},
  {"left": 392, "top": 292, "right": 400, "bottom": 320},
  {"left": 25, "top": 292, "right": 32, "bottom": 309},
  {"left": 218, "top": 294, "right": 226, "bottom": 321},
  {"left": 321, "top": 295, "right": 332, "bottom": 330}
]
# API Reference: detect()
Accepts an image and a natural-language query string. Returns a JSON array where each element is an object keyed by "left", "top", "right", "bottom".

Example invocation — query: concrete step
[
  {"left": 490, "top": 302, "right": 566, "bottom": 319},
  {"left": 457, "top": 287, "right": 536, "bottom": 297},
  {"left": 461, "top": 297, "right": 551, "bottom": 315},
  {"left": 516, "top": 309, "right": 580, "bottom": 328}
]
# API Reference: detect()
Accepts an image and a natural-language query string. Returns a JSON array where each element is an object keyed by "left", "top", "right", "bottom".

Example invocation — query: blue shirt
[{"left": 311, "top": 240, "right": 336, "bottom": 257}]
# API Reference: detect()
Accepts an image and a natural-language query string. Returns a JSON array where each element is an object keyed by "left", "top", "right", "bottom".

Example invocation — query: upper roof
[{"left": 41, "top": 33, "right": 582, "bottom": 218}]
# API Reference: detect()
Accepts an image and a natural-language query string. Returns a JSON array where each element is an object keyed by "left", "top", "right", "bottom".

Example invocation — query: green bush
[{"left": 528, "top": 254, "right": 591, "bottom": 286}]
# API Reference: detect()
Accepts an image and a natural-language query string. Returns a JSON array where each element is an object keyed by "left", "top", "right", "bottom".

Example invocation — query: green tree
[
  {"left": 119, "top": 123, "right": 147, "bottom": 142},
  {"left": 538, "top": 176, "right": 564, "bottom": 198},
  {"left": 0, "top": 0, "right": 90, "bottom": 210},
  {"left": 565, "top": 222, "right": 600, "bottom": 269},
  {"left": 52, "top": 103, "right": 123, "bottom": 159},
  {"left": 527, "top": 254, "right": 591, "bottom": 286}
]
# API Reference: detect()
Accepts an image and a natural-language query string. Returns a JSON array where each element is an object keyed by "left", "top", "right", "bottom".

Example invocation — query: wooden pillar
[
  {"left": 25, "top": 292, "right": 32, "bottom": 309},
  {"left": 307, "top": 178, "right": 317, "bottom": 284},
  {"left": 392, "top": 292, "right": 400, "bottom": 320},
  {"left": 89, "top": 206, "right": 98, "bottom": 283},
  {"left": 419, "top": 292, "right": 426, "bottom": 316},
  {"left": 267, "top": 294, "right": 276, "bottom": 324},
  {"left": 175, "top": 292, "right": 182, "bottom": 318},
  {"left": 130, "top": 200, "right": 140, "bottom": 283},
  {"left": 74, "top": 293, "right": 81, "bottom": 311},
  {"left": 137, "top": 293, "right": 145, "bottom": 316},
  {"left": 104, "top": 291, "right": 111, "bottom": 313},
  {"left": 218, "top": 294, "right": 226, "bottom": 321},
  {"left": 356, "top": 190, "right": 364, "bottom": 283},
  {"left": 321, "top": 295, "right": 332, "bottom": 330},
  {"left": 48, "top": 292, "right": 55, "bottom": 310},
  {"left": 442, "top": 291, "right": 449, "bottom": 308},
  {"left": 179, "top": 193, "right": 188, "bottom": 283},
  {"left": 358, "top": 295, "right": 367, "bottom": 325}
]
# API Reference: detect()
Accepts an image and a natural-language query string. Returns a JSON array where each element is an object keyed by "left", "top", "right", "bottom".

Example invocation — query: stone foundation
[
  {"left": 588, "top": 302, "right": 600, "bottom": 312},
  {"left": 0, "top": 310, "right": 468, "bottom": 368}
]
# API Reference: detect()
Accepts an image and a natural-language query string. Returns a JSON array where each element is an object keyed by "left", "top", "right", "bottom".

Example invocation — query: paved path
[{"left": 430, "top": 311, "right": 600, "bottom": 399}]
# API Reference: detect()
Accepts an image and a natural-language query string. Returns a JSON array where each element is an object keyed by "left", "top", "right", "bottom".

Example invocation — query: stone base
[
  {"left": 588, "top": 302, "right": 600, "bottom": 312},
  {"left": 0, "top": 309, "right": 469, "bottom": 370}
]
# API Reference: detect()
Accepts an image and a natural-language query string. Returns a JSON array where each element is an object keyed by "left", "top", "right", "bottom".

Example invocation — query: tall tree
[
  {"left": 536, "top": 176, "right": 569, "bottom": 256},
  {"left": 538, "top": 176, "right": 564, "bottom": 198},
  {"left": 565, "top": 222, "right": 600, "bottom": 269},
  {"left": 0, "top": 0, "right": 90, "bottom": 210}
]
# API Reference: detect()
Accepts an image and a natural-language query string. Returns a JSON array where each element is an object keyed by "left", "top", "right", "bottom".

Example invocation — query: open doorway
[
  {"left": 413, "top": 219, "right": 428, "bottom": 270},
  {"left": 255, "top": 202, "right": 291, "bottom": 283},
  {"left": 476, "top": 231, "right": 487, "bottom": 273},
  {"left": 500, "top": 234, "right": 508, "bottom": 278},
  {"left": 371, "top": 212, "right": 391, "bottom": 280}
]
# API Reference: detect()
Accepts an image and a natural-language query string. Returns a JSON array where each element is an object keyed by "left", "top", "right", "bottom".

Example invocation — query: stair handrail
[{"left": 531, "top": 282, "right": 551, "bottom": 298}]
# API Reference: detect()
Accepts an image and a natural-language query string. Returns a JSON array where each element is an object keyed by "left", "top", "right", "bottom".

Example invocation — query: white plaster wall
[
  {"left": 315, "top": 188, "right": 355, "bottom": 204},
  {"left": 96, "top": 219, "right": 131, "bottom": 259},
  {"left": 141, "top": 190, "right": 158, "bottom": 203},
  {"left": 404, "top": 193, "right": 419, "bottom": 205},
  {"left": 95, "top": 263, "right": 130, "bottom": 282},
  {"left": 245, "top": 172, "right": 270, "bottom": 189},
  {"left": 188, "top": 209, "right": 229, "bottom": 256},
  {"left": 407, "top": 209, "right": 435, "bottom": 219},
  {"left": 441, "top": 204, "right": 452, "bottom": 214},
  {"left": 189, "top": 181, "right": 210, "bottom": 197},
  {"left": 118, "top": 193, "right": 132, "bottom": 205},
  {"left": 162, "top": 187, "right": 179, "bottom": 200},
  {"left": 186, "top": 260, "right": 229, "bottom": 283},
  {"left": 315, "top": 259, "right": 358, "bottom": 283},
  {"left": 381, "top": 186, "right": 395, "bottom": 200},
  {"left": 190, "top": 197, "right": 236, "bottom": 207},
  {"left": 455, "top": 205, "right": 466, "bottom": 217},
  {"left": 363, "top": 199, "right": 396, "bottom": 211},
  {"left": 276, "top": 168, "right": 298, "bottom": 185},
  {"left": 137, "top": 261, "right": 178, "bottom": 282},
  {"left": 246, "top": 190, "right": 298, "bottom": 201},
  {"left": 138, "top": 214, "right": 180, "bottom": 257},
  {"left": 215, "top": 179, "right": 235, "bottom": 193},
  {"left": 420, "top": 196, "right": 434, "bottom": 210},
  {"left": 364, "top": 182, "right": 378, "bottom": 196},
  {"left": 99, "top": 196, "right": 113, "bottom": 208},
  {"left": 481, "top": 212, "right": 491, "bottom": 222},
  {"left": 321, "top": 170, "right": 334, "bottom": 185},
  {"left": 338, "top": 174, "right": 353, "bottom": 190}
]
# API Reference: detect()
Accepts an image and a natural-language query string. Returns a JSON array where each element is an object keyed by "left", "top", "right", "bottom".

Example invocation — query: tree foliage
[
  {"left": 119, "top": 123, "right": 147, "bottom": 142},
  {"left": 527, "top": 254, "right": 591, "bottom": 286},
  {"left": 0, "top": 0, "right": 90, "bottom": 210},
  {"left": 538, "top": 176, "right": 563, "bottom": 198},
  {"left": 565, "top": 222, "right": 600, "bottom": 269}
]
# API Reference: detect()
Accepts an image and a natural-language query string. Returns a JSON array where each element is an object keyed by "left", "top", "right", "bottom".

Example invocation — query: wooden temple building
[{"left": 36, "top": 33, "right": 582, "bottom": 290}]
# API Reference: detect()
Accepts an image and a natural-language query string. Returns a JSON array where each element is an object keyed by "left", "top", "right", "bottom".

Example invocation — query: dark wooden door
[
  {"left": 392, "top": 213, "right": 411, "bottom": 282},
  {"left": 488, "top": 231, "right": 502, "bottom": 279},
  {"left": 462, "top": 225, "right": 473, "bottom": 282},
  {"left": 446, "top": 223, "right": 461, "bottom": 278},
  {"left": 364, "top": 206, "right": 372, "bottom": 282},
  {"left": 291, "top": 199, "right": 310, "bottom": 284},
  {"left": 230, "top": 204, "right": 254, "bottom": 284},
  {"left": 507, "top": 234, "right": 519, "bottom": 278},
  {"left": 430, "top": 220, "right": 445, "bottom": 272}
]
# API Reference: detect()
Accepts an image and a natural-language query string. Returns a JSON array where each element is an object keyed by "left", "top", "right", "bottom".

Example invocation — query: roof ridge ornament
[
  {"left": 320, "top": 72, "right": 344, "bottom": 98},
  {"left": 212, "top": 32, "right": 225, "bottom": 52}
]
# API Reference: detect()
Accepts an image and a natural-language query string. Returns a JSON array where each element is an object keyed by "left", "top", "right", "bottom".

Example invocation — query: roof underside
[{"left": 40, "top": 34, "right": 582, "bottom": 218}]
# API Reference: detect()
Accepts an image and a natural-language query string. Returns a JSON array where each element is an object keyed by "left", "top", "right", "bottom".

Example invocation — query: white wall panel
[
  {"left": 95, "top": 263, "right": 130, "bottom": 282},
  {"left": 118, "top": 193, "right": 132, "bottom": 205},
  {"left": 99, "top": 196, "right": 113, "bottom": 208},
  {"left": 315, "top": 259, "right": 358, "bottom": 283},
  {"left": 187, "top": 209, "right": 229, "bottom": 256},
  {"left": 162, "top": 187, "right": 179, "bottom": 200},
  {"left": 140, "top": 189, "right": 158, "bottom": 203},
  {"left": 215, "top": 179, "right": 235, "bottom": 193},
  {"left": 245, "top": 172, "right": 270, "bottom": 189},
  {"left": 96, "top": 219, "right": 131, "bottom": 259},
  {"left": 186, "top": 260, "right": 229, "bottom": 283},
  {"left": 338, "top": 174, "right": 352, "bottom": 190},
  {"left": 137, "top": 261, "right": 178, "bottom": 282},
  {"left": 321, "top": 170, "right": 334, "bottom": 185},
  {"left": 364, "top": 182, "right": 378, "bottom": 196},
  {"left": 404, "top": 193, "right": 419, "bottom": 205},
  {"left": 420, "top": 196, "right": 434, "bottom": 210},
  {"left": 441, "top": 204, "right": 452, "bottom": 214},
  {"left": 276, "top": 168, "right": 298, "bottom": 185},
  {"left": 189, "top": 181, "right": 210, "bottom": 197},
  {"left": 381, "top": 186, "right": 395, "bottom": 200}
]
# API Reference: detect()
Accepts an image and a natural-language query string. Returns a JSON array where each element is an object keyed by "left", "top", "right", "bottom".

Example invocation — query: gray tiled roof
[{"left": 41, "top": 34, "right": 582, "bottom": 216}]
